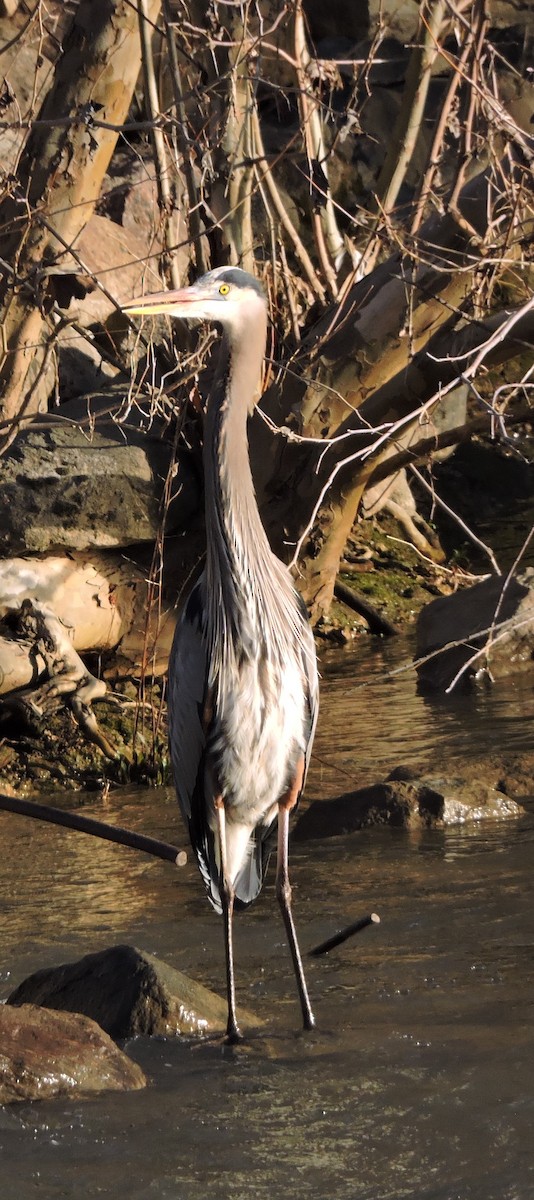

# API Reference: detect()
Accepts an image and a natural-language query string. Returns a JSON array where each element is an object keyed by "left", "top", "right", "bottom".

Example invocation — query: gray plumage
[{"left": 123, "top": 267, "right": 318, "bottom": 1040}]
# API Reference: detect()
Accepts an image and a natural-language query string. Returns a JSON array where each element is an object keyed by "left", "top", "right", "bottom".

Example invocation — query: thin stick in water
[
  {"left": 0, "top": 793, "right": 187, "bottom": 867},
  {"left": 309, "top": 912, "right": 380, "bottom": 956}
]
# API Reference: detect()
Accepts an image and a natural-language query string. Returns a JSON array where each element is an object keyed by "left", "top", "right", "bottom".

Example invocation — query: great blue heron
[{"left": 123, "top": 267, "right": 318, "bottom": 1042}]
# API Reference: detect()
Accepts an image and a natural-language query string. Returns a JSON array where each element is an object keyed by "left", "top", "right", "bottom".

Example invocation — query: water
[
  {"left": 1, "top": 638, "right": 533, "bottom": 1200},
  {"left": 312, "top": 635, "right": 534, "bottom": 795}
]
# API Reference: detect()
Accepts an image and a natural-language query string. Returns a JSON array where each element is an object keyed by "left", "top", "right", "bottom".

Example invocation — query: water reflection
[
  {"left": 311, "top": 635, "right": 534, "bottom": 795},
  {"left": 0, "top": 637, "right": 533, "bottom": 1200}
]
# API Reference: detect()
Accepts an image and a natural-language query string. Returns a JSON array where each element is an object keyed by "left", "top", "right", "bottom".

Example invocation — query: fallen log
[
  {"left": 0, "top": 551, "right": 178, "bottom": 694},
  {"left": 0, "top": 552, "right": 178, "bottom": 754}
]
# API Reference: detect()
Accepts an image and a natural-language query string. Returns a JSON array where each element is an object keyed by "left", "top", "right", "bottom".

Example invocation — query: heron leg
[
  {"left": 276, "top": 759, "right": 315, "bottom": 1031},
  {"left": 214, "top": 797, "right": 242, "bottom": 1044}
]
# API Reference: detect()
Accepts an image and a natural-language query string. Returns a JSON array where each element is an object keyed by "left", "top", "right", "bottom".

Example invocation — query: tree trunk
[
  {"left": 296, "top": 302, "right": 534, "bottom": 620},
  {"left": 252, "top": 143, "right": 533, "bottom": 619},
  {"left": 0, "top": 0, "right": 162, "bottom": 422}
]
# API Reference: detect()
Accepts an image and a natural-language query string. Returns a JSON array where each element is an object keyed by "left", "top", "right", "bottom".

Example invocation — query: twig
[
  {"left": 138, "top": 0, "right": 181, "bottom": 291},
  {"left": 411, "top": 10, "right": 477, "bottom": 234},
  {"left": 0, "top": 793, "right": 187, "bottom": 866},
  {"left": 293, "top": 1, "right": 343, "bottom": 294},
  {"left": 373, "top": 0, "right": 449, "bottom": 220},
  {"left": 161, "top": 0, "right": 207, "bottom": 276},
  {"left": 250, "top": 104, "right": 325, "bottom": 303},
  {"left": 334, "top": 580, "right": 397, "bottom": 637},
  {"left": 446, "top": 0, "right": 489, "bottom": 218},
  {"left": 309, "top": 913, "right": 380, "bottom": 956},
  {"left": 224, "top": 29, "right": 256, "bottom": 272}
]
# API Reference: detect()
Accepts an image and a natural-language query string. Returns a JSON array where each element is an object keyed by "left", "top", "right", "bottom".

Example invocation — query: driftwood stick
[
  {"left": 334, "top": 580, "right": 397, "bottom": 637},
  {"left": 309, "top": 912, "right": 380, "bottom": 957},
  {"left": 0, "top": 793, "right": 187, "bottom": 866}
]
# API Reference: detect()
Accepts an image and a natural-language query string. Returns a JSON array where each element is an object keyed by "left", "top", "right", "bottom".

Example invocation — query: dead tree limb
[
  {"left": 0, "top": 0, "right": 162, "bottom": 422},
  {"left": 372, "top": 0, "right": 449, "bottom": 219}
]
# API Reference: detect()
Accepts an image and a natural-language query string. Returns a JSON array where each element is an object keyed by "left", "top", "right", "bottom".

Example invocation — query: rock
[
  {"left": 421, "top": 776, "right": 524, "bottom": 825},
  {"left": 59, "top": 213, "right": 163, "bottom": 326},
  {"left": 7, "top": 944, "right": 260, "bottom": 1038},
  {"left": 0, "top": 426, "right": 161, "bottom": 554},
  {"left": 496, "top": 753, "right": 534, "bottom": 799},
  {"left": 0, "top": 412, "right": 198, "bottom": 554},
  {"left": 0, "top": 1003, "right": 146, "bottom": 1104},
  {"left": 0, "top": 17, "right": 54, "bottom": 177},
  {"left": 100, "top": 150, "right": 188, "bottom": 259},
  {"left": 368, "top": 1, "right": 420, "bottom": 40},
  {"left": 294, "top": 772, "right": 524, "bottom": 840},
  {"left": 424, "top": 751, "right": 534, "bottom": 802},
  {"left": 367, "top": 0, "right": 533, "bottom": 41},
  {"left": 306, "top": 4, "right": 368, "bottom": 42},
  {"left": 294, "top": 780, "right": 443, "bottom": 840},
  {"left": 58, "top": 335, "right": 118, "bottom": 405},
  {"left": 415, "top": 569, "right": 534, "bottom": 690}
]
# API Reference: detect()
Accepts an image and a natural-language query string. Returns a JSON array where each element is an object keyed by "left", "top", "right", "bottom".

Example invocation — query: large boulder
[
  {"left": 0, "top": 405, "right": 199, "bottom": 554},
  {"left": 0, "top": 1003, "right": 146, "bottom": 1104},
  {"left": 415, "top": 568, "right": 534, "bottom": 690},
  {"left": 367, "top": 0, "right": 533, "bottom": 40},
  {"left": 62, "top": 212, "right": 163, "bottom": 327},
  {"left": 7, "top": 944, "right": 261, "bottom": 1038},
  {"left": 294, "top": 770, "right": 524, "bottom": 841}
]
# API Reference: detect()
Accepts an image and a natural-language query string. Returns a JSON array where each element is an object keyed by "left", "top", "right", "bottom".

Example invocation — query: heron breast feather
[{"left": 208, "top": 655, "right": 306, "bottom": 825}]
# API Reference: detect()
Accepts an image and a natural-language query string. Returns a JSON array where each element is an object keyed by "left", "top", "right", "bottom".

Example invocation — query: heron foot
[{"left": 225, "top": 1024, "right": 244, "bottom": 1045}]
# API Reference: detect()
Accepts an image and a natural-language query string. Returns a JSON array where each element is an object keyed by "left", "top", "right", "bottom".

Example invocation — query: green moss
[{"left": 336, "top": 516, "right": 448, "bottom": 626}]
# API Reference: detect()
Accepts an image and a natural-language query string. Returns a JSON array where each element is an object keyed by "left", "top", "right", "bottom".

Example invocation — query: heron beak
[{"left": 122, "top": 287, "right": 201, "bottom": 317}]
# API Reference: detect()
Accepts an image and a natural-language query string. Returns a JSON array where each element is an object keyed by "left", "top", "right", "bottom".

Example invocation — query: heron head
[{"left": 122, "top": 267, "right": 267, "bottom": 337}]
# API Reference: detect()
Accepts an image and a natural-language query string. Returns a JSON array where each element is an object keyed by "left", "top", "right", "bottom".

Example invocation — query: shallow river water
[{"left": 1, "top": 637, "right": 533, "bottom": 1200}]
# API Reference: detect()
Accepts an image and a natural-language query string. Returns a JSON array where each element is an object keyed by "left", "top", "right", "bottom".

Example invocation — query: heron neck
[
  {"left": 204, "top": 327, "right": 272, "bottom": 582},
  {"left": 203, "top": 322, "right": 296, "bottom": 662}
]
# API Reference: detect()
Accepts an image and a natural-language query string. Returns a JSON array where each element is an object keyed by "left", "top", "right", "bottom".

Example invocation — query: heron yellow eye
[{"left": 219, "top": 283, "right": 230, "bottom": 295}]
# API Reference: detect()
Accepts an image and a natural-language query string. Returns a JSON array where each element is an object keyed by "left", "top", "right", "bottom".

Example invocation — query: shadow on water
[{"left": 0, "top": 637, "right": 533, "bottom": 1200}]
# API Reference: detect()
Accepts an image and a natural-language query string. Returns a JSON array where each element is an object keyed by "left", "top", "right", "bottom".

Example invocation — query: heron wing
[
  {"left": 168, "top": 585, "right": 318, "bottom": 914},
  {"left": 167, "top": 581, "right": 227, "bottom": 912},
  {"left": 167, "top": 582, "right": 208, "bottom": 823},
  {"left": 300, "top": 606, "right": 319, "bottom": 789},
  {"left": 233, "top": 606, "right": 318, "bottom": 906}
]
